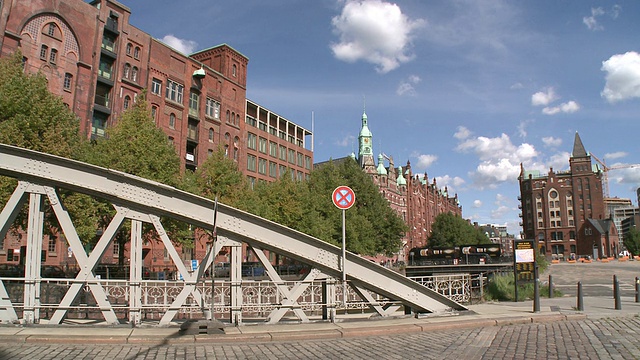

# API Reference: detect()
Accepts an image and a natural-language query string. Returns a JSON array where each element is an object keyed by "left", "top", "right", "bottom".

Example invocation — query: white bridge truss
[{"left": 0, "top": 144, "right": 466, "bottom": 326}]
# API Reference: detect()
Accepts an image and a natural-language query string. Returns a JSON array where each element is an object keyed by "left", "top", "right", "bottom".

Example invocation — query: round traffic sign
[{"left": 332, "top": 186, "right": 355, "bottom": 210}]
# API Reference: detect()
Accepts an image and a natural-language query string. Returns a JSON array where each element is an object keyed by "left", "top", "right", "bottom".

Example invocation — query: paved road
[
  {"left": 1, "top": 317, "right": 639, "bottom": 359},
  {"left": 2, "top": 261, "right": 640, "bottom": 359}
]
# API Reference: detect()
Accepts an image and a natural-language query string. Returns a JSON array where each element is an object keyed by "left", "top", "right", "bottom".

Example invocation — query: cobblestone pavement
[{"left": 1, "top": 316, "right": 639, "bottom": 360}]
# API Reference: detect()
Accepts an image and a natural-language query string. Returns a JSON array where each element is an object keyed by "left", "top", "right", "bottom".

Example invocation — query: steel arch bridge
[{"left": 0, "top": 144, "right": 466, "bottom": 326}]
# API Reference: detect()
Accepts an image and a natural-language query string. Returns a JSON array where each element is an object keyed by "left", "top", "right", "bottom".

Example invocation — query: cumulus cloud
[
  {"left": 396, "top": 75, "right": 422, "bottom": 96},
  {"left": 158, "top": 35, "right": 198, "bottom": 54},
  {"left": 434, "top": 175, "right": 465, "bottom": 194},
  {"left": 336, "top": 134, "right": 356, "bottom": 147},
  {"left": 601, "top": 51, "right": 640, "bottom": 103},
  {"left": 330, "top": 0, "right": 425, "bottom": 73},
  {"left": 415, "top": 153, "right": 437, "bottom": 168},
  {"left": 455, "top": 133, "right": 538, "bottom": 189},
  {"left": 547, "top": 151, "right": 571, "bottom": 171},
  {"left": 531, "top": 88, "right": 557, "bottom": 106},
  {"left": 542, "top": 101, "right": 580, "bottom": 115},
  {"left": 473, "top": 200, "right": 483, "bottom": 208},
  {"left": 542, "top": 136, "right": 562, "bottom": 148}
]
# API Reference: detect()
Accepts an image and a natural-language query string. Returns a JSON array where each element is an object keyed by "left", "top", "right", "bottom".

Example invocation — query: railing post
[{"left": 614, "top": 275, "right": 621, "bottom": 310}]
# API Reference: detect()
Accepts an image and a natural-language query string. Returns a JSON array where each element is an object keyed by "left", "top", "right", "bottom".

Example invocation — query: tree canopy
[
  {"left": 623, "top": 227, "right": 640, "bottom": 257},
  {"left": 427, "top": 212, "right": 489, "bottom": 247}
]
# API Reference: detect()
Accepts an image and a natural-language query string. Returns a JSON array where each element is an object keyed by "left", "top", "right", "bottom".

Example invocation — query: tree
[
  {"left": 623, "top": 227, "right": 640, "bottom": 257},
  {"left": 0, "top": 50, "right": 93, "bottom": 241},
  {"left": 427, "top": 212, "right": 489, "bottom": 247}
]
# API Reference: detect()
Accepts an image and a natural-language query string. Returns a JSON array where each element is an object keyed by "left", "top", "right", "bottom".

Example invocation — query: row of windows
[
  {"left": 246, "top": 155, "right": 307, "bottom": 180},
  {"left": 247, "top": 132, "right": 311, "bottom": 169},
  {"left": 125, "top": 43, "right": 141, "bottom": 59},
  {"left": 151, "top": 78, "right": 221, "bottom": 121},
  {"left": 39, "top": 45, "right": 57, "bottom": 64},
  {"left": 246, "top": 116, "right": 305, "bottom": 148},
  {"left": 123, "top": 63, "right": 138, "bottom": 82}
]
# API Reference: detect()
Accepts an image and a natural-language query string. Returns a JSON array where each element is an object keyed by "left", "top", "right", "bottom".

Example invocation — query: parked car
[
  {"left": 41, "top": 265, "right": 66, "bottom": 278},
  {"left": 241, "top": 262, "right": 265, "bottom": 277},
  {"left": 0, "top": 264, "right": 22, "bottom": 278},
  {"left": 214, "top": 262, "right": 230, "bottom": 277}
]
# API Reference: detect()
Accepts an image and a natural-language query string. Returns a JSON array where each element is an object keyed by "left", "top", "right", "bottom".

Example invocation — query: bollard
[
  {"left": 636, "top": 277, "right": 639, "bottom": 303},
  {"left": 577, "top": 281, "right": 584, "bottom": 311},
  {"left": 549, "top": 274, "right": 553, "bottom": 298},
  {"left": 614, "top": 275, "right": 621, "bottom": 310},
  {"left": 533, "top": 278, "right": 540, "bottom": 312}
]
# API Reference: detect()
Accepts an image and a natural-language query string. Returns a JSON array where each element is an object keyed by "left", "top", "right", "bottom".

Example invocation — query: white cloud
[
  {"left": 455, "top": 133, "right": 538, "bottom": 189},
  {"left": 583, "top": 7, "right": 605, "bottom": 31},
  {"left": 542, "top": 101, "right": 580, "bottom": 115},
  {"left": 396, "top": 75, "right": 422, "bottom": 96},
  {"left": 158, "top": 35, "right": 198, "bottom": 54},
  {"left": 415, "top": 153, "right": 437, "bottom": 168},
  {"left": 434, "top": 175, "right": 465, "bottom": 194},
  {"left": 601, "top": 51, "right": 640, "bottom": 103},
  {"left": 531, "top": 88, "right": 557, "bottom": 106},
  {"left": 542, "top": 136, "right": 562, "bottom": 148},
  {"left": 517, "top": 120, "right": 532, "bottom": 139},
  {"left": 473, "top": 200, "right": 483, "bottom": 208},
  {"left": 547, "top": 151, "right": 571, "bottom": 171},
  {"left": 454, "top": 126, "right": 471, "bottom": 140},
  {"left": 336, "top": 134, "right": 356, "bottom": 147},
  {"left": 330, "top": 0, "right": 425, "bottom": 73},
  {"left": 605, "top": 151, "right": 628, "bottom": 160}
]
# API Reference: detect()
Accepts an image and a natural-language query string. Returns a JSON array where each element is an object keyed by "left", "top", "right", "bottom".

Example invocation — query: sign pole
[
  {"left": 341, "top": 208, "right": 347, "bottom": 305},
  {"left": 332, "top": 185, "right": 355, "bottom": 308}
]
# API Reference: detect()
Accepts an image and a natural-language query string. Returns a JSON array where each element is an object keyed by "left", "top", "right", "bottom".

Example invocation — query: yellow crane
[{"left": 591, "top": 154, "right": 640, "bottom": 198}]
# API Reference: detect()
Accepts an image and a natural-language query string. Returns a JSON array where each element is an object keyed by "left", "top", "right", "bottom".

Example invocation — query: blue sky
[{"left": 123, "top": 0, "right": 640, "bottom": 235}]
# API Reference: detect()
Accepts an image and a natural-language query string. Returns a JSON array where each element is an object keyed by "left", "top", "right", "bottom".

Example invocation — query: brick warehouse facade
[
  {"left": 518, "top": 132, "right": 619, "bottom": 260},
  {"left": 0, "top": 0, "right": 312, "bottom": 274}
]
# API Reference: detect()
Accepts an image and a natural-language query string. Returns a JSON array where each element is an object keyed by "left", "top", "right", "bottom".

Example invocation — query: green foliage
[
  {"left": 428, "top": 212, "right": 490, "bottom": 247},
  {"left": 485, "top": 274, "right": 561, "bottom": 301},
  {"left": 0, "top": 51, "right": 84, "bottom": 158},
  {"left": 623, "top": 227, "right": 640, "bottom": 257}
]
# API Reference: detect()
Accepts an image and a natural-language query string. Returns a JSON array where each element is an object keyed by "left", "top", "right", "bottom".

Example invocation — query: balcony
[{"left": 104, "top": 17, "right": 119, "bottom": 35}]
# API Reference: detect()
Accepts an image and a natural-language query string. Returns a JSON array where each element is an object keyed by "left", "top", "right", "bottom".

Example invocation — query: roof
[{"left": 572, "top": 132, "right": 588, "bottom": 158}]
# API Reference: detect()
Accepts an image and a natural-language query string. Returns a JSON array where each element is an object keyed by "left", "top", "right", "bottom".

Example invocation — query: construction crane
[{"left": 590, "top": 154, "right": 640, "bottom": 198}]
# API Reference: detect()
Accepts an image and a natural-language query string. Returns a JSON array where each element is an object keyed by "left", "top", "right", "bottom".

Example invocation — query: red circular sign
[{"left": 332, "top": 186, "right": 355, "bottom": 210}]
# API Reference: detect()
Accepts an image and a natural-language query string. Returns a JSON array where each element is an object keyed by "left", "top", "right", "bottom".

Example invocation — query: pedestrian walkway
[{"left": 0, "top": 295, "right": 638, "bottom": 345}]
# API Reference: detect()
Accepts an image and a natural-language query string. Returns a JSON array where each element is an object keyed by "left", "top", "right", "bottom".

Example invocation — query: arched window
[
  {"left": 123, "top": 63, "right": 131, "bottom": 79},
  {"left": 63, "top": 73, "right": 72, "bottom": 90},
  {"left": 208, "top": 128, "right": 214, "bottom": 142},
  {"left": 123, "top": 95, "right": 131, "bottom": 110},
  {"left": 151, "top": 106, "right": 157, "bottom": 120},
  {"left": 226, "top": 110, "right": 230, "bottom": 123},
  {"left": 232, "top": 64, "right": 237, "bottom": 77},
  {"left": 131, "top": 66, "right": 138, "bottom": 82},
  {"left": 49, "top": 49, "right": 58, "bottom": 64},
  {"left": 126, "top": 43, "right": 132, "bottom": 55},
  {"left": 134, "top": 46, "right": 140, "bottom": 59},
  {"left": 169, "top": 113, "right": 176, "bottom": 129},
  {"left": 236, "top": 114, "right": 240, "bottom": 125}
]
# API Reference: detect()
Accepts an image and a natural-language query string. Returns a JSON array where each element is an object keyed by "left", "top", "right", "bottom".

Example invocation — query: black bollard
[
  {"left": 577, "top": 281, "right": 584, "bottom": 311},
  {"left": 549, "top": 274, "right": 553, "bottom": 298},
  {"left": 636, "top": 277, "right": 639, "bottom": 303},
  {"left": 534, "top": 278, "right": 540, "bottom": 312},
  {"left": 614, "top": 275, "right": 621, "bottom": 310}
]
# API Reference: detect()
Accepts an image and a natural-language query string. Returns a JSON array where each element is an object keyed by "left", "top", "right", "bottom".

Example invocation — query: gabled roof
[{"left": 587, "top": 218, "right": 613, "bottom": 235}]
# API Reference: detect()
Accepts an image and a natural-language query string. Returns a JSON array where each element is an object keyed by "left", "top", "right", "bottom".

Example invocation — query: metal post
[
  {"left": 341, "top": 209, "right": 347, "bottom": 306},
  {"left": 577, "top": 282, "right": 584, "bottom": 311},
  {"left": 635, "top": 277, "right": 639, "bottom": 303},
  {"left": 533, "top": 263, "right": 540, "bottom": 312},
  {"left": 548, "top": 274, "right": 553, "bottom": 298},
  {"left": 614, "top": 275, "right": 621, "bottom": 310}
]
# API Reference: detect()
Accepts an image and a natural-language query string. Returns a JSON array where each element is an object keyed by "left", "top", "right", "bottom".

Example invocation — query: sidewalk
[{"left": 0, "top": 296, "right": 638, "bottom": 345}]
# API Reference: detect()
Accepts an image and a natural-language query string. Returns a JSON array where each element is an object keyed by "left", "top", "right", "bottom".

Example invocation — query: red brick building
[
  {"left": 0, "top": 0, "right": 312, "bottom": 274},
  {"left": 518, "top": 132, "right": 618, "bottom": 260}
]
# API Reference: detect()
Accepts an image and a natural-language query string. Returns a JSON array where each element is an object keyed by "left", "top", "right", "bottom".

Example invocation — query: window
[
  {"left": 48, "top": 238, "right": 56, "bottom": 253},
  {"left": 297, "top": 152, "right": 303, "bottom": 166},
  {"left": 123, "top": 63, "right": 131, "bottom": 79},
  {"left": 169, "top": 113, "right": 176, "bottom": 129},
  {"left": 247, "top": 154, "right": 256, "bottom": 172},
  {"left": 47, "top": 23, "right": 56, "bottom": 37},
  {"left": 131, "top": 67, "right": 138, "bottom": 82},
  {"left": 189, "top": 92, "right": 199, "bottom": 114},
  {"left": 168, "top": 136, "right": 174, "bottom": 145},
  {"left": 234, "top": 136, "right": 239, "bottom": 160},
  {"left": 279, "top": 165, "right": 287, "bottom": 178},
  {"left": 113, "top": 242, "right": 120, "bottom": 256},
  {"left": 247, "top": 133, "right": 257, "bottom": 150},
  {"left": 279, "top": 145, "right": 287, "bottom": 161},
  {"left": 134, "top": 46, "right": 140, "bottom": 59},
  {"left": 232, "top": 64, "right": 237, "bottom": 77},
  {"left": 151, "top": 78, "right": 162, "bottom": 95},
  {"left": 151, "top": 106, "right": 157, "bottom": 120},
  {"left": 63, "top": 73, "right": 72, "bottom": 90},
  {"left": 288, "top": 149, "right": 295, "bottom": 164},
  {"left": 258, "top": 137, "right": 267, "bottom": 154},
  {"left": 208, "top": 128, "right": 214, "bottom": 142},
  {"left": 165, "top": 79, "right": 184, "bottom": 103},
  {"left": 91, "top": 113, "right": 107, "bottom": 137},
  {"left": 123, "top": 95, "right": 131, "bottom": 110},
  {"left": 40, "top": 45, "right": 48, "bottom": 60},
  {"left": 126, "top": 43, "right": 132, "bottom": 55},
  {"left": 305, "top": 156, "right": 311, "bottom": 170},
  {"left": 269, "top": 142, "right": 277, "bottom": 157},
  {"left": 205, "top": 98, "right": 219, "bottom": 119},
  {"left": 226, "top": 110, "right": 230, "bottom": 123},
  {"left": 258, "top": 158, "right": 267, "bottom": 175},
  {"left": 269, "top": 161, "right": 277, "bottom": 178},
  {"left": 98, "top": 58, "right": 114, "bottom": 79}
]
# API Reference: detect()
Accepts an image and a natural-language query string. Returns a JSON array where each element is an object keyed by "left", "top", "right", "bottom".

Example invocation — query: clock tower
[{"left": 358, "top": 109, "right": 375, "bottom": 171}]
